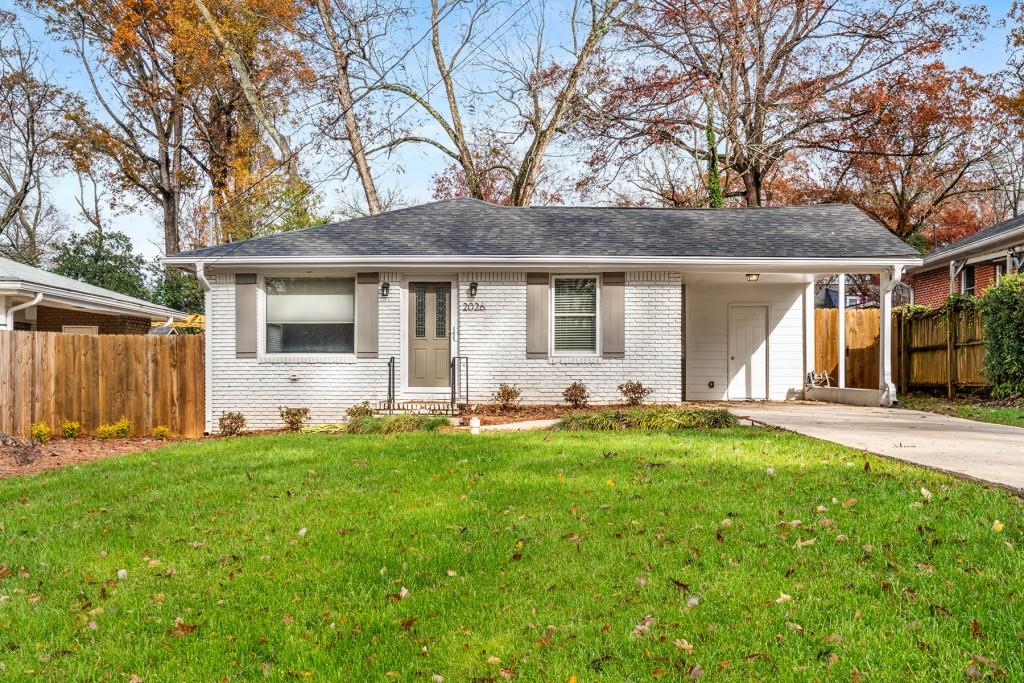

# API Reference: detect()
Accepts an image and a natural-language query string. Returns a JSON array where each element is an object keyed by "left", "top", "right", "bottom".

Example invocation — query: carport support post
[
  {"left": 837, "top": 274, "right": 846, "bottom": 388},
  {"left": 878, "top": 267, "right": 900, "bottom": 407}
]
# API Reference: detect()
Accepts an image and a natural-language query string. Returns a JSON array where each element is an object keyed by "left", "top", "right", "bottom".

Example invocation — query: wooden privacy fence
[
  {"left": 893, "top": 308, "right": 986, "bottom": 397},
  {"left": 0, "top": 331, "right": 205, "bottom": 439},
  {"left": 815, "top": 308, "right": 988, "bottom": 396},
  {"left": 814, "top": 309, "right": 880, "bottom": 389}
]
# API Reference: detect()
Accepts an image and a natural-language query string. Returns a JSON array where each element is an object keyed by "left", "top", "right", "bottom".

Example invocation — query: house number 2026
[{"left": 461, "top": 301, "right": 486, "bottom": 312}]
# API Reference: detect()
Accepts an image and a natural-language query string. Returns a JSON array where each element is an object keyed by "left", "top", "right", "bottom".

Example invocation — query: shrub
[
  {"left": 555, "top": 407, "right": 737, "bottom": 431},
  {"left": 280, "top": 406, "right": 311, "bottom": 432},
  {"left": 153, "top": 425, "right": 171, "bottom": 440},
  {"left": 61, "top": 419, "right": 81, "bottom": 439},
  {"left": 219, "top": 411, "right": 246, "bottom": 436},
  {"left": 562, "top": 381, "right": 590, "bottom": 408},
  {"left": 345, "top": 415, "right": 449, "bottom": 435},
  {"left": 30, "top": 421, "right": 50, "bottom": 444},
  {"left": 346, "top": 401, "right": 374, "bottom": 419},
  {"left": 618, "top": 380, "right": 653, "bottom": 406},
  {"left": 980, "top": 274, "right": 1024, "bottom": 398},
  {"left": 97, "top": 417, "right": 132, "bottom": 439},
  {"left": 493, "top": 383, "right": 522, "bottom": 412}
]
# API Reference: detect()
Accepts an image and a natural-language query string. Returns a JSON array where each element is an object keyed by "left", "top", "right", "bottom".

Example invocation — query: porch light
[
  {"left": 746, "top": 273, "right": 760, "bottom": 282},
  {"left": 380, "top": 282, "right": 390, "bottom": 297},
  {"left": 469, "top": 281, "right": 478, "bottom": 297}
]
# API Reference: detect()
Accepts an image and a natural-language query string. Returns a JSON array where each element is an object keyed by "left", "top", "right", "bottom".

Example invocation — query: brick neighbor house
[
  {"left": 0, "top": 257, "right": 185, "bottom": 334},
  {"left": 908, "top": 215, "right": 1024, "bottom": 308}
]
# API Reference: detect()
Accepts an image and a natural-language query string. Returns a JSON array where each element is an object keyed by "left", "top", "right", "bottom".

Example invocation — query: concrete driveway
[{"left": 730, "top": 402, "right": 1024, "bottom": 493}]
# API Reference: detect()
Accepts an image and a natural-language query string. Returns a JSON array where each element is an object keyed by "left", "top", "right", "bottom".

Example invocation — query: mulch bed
[
  {"left": 0, "top": 437, "right": 186, "bottom": 479},
  {"left": 463, "top": 403, "right": 715, "bottom": 425}
]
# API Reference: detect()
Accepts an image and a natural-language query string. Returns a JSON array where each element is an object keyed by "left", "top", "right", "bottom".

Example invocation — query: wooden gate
[
  {"left": 0, "top": 331, "right": 205, "bottom": 438},
  {"left": 814, "top": 309, "right": 880, "bottom": 389}
]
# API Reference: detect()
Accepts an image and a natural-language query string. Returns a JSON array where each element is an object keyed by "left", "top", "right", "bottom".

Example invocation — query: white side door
[{"left": 728, "top": 305, "right": 768, "bottom": 400}]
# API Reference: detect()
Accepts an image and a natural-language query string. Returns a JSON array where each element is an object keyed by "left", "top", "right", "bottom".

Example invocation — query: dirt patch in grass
[{"left": 0, "top": 437, "right": 184, "bottom": 478}]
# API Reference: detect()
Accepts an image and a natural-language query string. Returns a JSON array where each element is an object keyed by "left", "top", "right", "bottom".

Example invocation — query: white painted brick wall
[
  {"left": 206, "top": 271, "right": 402, "bottom": 432},
  {"left": 205, "top": 269, "right": 684, "bottom": 430},
  {"left": 455, "top": 271, "right": 683, "bottom": 404}
]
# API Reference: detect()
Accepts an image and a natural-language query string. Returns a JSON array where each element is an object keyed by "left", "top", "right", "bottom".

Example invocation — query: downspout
[
  {"left": 195, "top": 261, "right": 213, "bottom": 435},
  {"left": 4, "top": 292, "right": 43, "bottom": 330},
  {"left": 195, "top": 261, "right": 211, "bottom": 291}
]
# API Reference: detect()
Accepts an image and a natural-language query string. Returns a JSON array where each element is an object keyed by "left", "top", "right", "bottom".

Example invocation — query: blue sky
[{"left": 17, "top": 1, "right": 1018, "bottom": 258}]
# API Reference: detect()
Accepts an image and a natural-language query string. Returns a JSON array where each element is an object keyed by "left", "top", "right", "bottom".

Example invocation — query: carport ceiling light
[{"left": 746, "top": 273, "right": 759, "bottom": 282}]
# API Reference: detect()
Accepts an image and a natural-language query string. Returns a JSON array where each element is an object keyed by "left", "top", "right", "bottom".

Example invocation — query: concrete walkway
[
  {"left": 732, "top": 402, "right": 1024, "bottom": 493},
  {"left": 477, "top": 419, "right": 559, "bottom": 432}
]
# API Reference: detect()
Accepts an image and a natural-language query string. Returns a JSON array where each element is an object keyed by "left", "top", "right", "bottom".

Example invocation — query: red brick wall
[
  {"left": 35, "top": 306, "right": 152, "bottom": 335},
  {"left": 975, "top": 264, "right": 998, "bottom": 294},
  {"left": 909, "top": 263, "right": 1000, "bottom": 309},
  {"left": 908, "top": 268, "right": 951, "bottom": 308}
]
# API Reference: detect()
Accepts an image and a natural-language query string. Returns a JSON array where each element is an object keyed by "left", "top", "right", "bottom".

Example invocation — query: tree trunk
[{"left": 315, "top": 0, "right": 382, "bottom": 215}]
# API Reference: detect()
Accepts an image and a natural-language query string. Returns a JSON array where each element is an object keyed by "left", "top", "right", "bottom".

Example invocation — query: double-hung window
[
  {"left": 552, "top": 276, "right": 598, "bottom": 354},
  {"left": 961, "top": 266, "right": 976, "bottom": 296},
  {"left": 265, "top": 277, "right": 354, "bottom": 354}
]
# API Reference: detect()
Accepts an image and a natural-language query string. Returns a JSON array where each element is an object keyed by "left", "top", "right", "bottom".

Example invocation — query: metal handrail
[
  {"left": 387, "top": 356, "right": 396, "bottom": 411},
  {"left": 450, "top": 356, "right": 468, "bottom": 412}
]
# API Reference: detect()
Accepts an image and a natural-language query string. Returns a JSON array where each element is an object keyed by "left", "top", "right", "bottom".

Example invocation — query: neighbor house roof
[
  {"left": 0, "top": 257, "right": 185, "bottom": 321},
  {"left": 917, "top": 214, "right": 1024, "bottom": 271},
  {"left": 166, "top": 198, "right": 920, "bottom": 267}
]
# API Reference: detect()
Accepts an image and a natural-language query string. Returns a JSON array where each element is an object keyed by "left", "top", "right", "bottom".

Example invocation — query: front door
[
  {"left": 408, "top": 282, "right": 451, "bottom": 388},
  {"left": 728, "top": 305, "right": 768, "bottom": 400}
]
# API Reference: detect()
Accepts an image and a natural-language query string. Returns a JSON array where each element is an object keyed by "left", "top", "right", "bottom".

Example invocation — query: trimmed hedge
[
  {"left": 554, "top": 407, "right": 737, "bottom": 431},
  {"left": 980, "top": 273, "right": 1024, "bottom": 398}
]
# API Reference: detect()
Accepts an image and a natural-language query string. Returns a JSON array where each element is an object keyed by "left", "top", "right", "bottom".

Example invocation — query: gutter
[
  {"left": 917, "top": 224, "right": 1024, "bottom": 271},
  {"left": 195, "top": 262, "right": 211, "bottom": 291},
  {"left": 0, "top": 281, "right": 183, "bottom": 321},
  {"left": 4, "top": 291, "right": 43, "bottom": 329},
  {"left": 164, "top": 255, "right": 922, "bottom": 272}
]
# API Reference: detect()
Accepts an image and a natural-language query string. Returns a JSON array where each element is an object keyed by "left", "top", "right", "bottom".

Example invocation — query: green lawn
[
  {"left": 1, "top": 429, "right": 1022, "bottom": 681},
  {"left": 900, "top": 394, "right": 1024, "bottom": 428}
]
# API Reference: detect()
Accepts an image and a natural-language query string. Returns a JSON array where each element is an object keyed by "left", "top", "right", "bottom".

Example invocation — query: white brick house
[{"left": 165, "top": 198, "right": 921, "bottom": 432}]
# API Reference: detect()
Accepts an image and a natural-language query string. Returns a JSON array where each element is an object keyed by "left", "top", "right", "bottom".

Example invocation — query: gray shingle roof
[
  {"left": 922, "top": 213, "right": 1024, "bottom": 265},
  {"left": 172, "top": 198, "right": 919, "bottom": 261}
]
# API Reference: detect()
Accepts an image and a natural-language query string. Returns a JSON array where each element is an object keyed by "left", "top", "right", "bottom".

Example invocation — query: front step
[{"left": 373, "top": 400, "right": 454, "bottom": 416}]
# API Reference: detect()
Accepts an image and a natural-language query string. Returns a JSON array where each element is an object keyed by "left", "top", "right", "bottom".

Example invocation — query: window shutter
[
  {"left": 235, "top": 273, "right": 257, "bottom": 358},
  {"left": 355, "top": 272, "right": 379, "bottom": 358},
  {"left": 526, "top": 273, "right": 549, "bottom": 357},
  {"left": 601, "top": 272, "right": 625, "bottom": 358}
]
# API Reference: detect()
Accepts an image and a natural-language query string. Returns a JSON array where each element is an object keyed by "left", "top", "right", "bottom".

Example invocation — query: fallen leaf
[
  {"left": 117, "top": 569, "right": 127, "bottom": 580},
  {"left": 687, "top": 596, "right": 700, "bottom": 608},
  {"left": 775, "top": 592, "right": 792, "bottom": 604},
  {"left": 446, "top": 568, "right": 458, "bottom": 577},
  {"left": 669, "top": 577, "right": 689, "bottom": 592},
  {"left": 920, "top": 487, "right": 933, "bottom": 501},
  {"left": 432, "top": 676, "right": 444, "bottom": 683},
  {"left": 166, "top": 618, "right": 197, "bottom": 638},
  {"left": 818, "top": 518, "right": 835, "bottom": 528},
  {"left": 795, "top": 537, "right": 816, "bottom": 549},
  {"left": 0, "top": 564, "right": 11, "bottom": 579},
  {"left": 842, "top": 498, "right": 858, "bottom": 508},
  {"left": 786, "top": 622, "right": 804, "bottom": 634},
  {"left": 689, "top": 664, "right": 703, "bottom": 679},
  {"left": 674, "top": 638, "right": 694, "bottom": 653},
  {"left": 824, "top": 633, "right": 843, "bottom": 644},
  {"left": 835, "top": 534, "right": 848, "bottom": 542},
  {"left": 815, "top": 504, "right": 828, "bottom": 513},
  {"left": 298, "top": 527, "right": 308, "bottom": 537},
  {"left": 632, "top": 614, "right": 656, "bottom": 637},
  {"left": 720, "top": 518, "right": 733, "bottom": 527},
  {"left": 971, "top": 619, "right": 985, "bottom": 639},
  {"left": 486, "top": 655, "right": 501, "bottom": 665},
  {"left": 399, "top": 586, "right": 410, "bottom": 600},
  {"left": 993, "top": 520, "right": 1005, "bottom": 533}
]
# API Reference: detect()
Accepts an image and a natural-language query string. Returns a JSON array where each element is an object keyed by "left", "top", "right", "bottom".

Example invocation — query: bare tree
[
  {"left": 377, "top": 0, "right": 627, "bottom": 205},
  {"left": 578, "top": 0, "right": 985, "bottom": 206},
  {"left": 0, "top": 12, "right": 68, "bottom": 263}
]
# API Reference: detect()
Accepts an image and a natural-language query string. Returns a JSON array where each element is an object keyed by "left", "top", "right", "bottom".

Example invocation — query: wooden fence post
[{"left": 947, "top": 309, "right": 958, "bottom": 399}]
